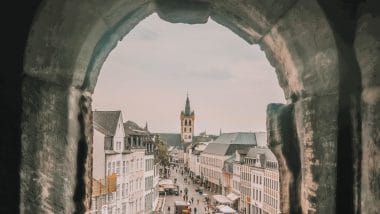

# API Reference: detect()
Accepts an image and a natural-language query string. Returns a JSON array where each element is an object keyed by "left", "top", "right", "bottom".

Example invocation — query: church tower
[{"left": 180, "top": 94, "right": 195, "bottom": 143}]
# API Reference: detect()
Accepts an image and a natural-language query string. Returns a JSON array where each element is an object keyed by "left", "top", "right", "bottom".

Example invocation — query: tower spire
[
  {"left": 185, "top": 92, "right": 191, "bottom": 115},
  {"left": 145, "top": 121, "right": 148, "bottom": 130}
]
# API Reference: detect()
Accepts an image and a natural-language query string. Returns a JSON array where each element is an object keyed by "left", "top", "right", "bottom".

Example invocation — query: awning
[
  {"left": 158, "top": 179, "right": 173, "bottom": 186},
  {"left": 212, "top": 195, "right": 232, "bottom": 205},
  {"left": 216, "top": 205, "right": 237, "bottom": 214},
  {"left": 226, "top": 193, "right": 239, "bottom": 202}
]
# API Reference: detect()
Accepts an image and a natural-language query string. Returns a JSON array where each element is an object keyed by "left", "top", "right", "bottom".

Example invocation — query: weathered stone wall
[
  {"left": 10, "top": 0, "right": 380, "bottom": 213},
  {"left": 354, "top": 6, "right": 380, "bottom": 213},
  {"left": 267, "top": 103, "right": 301, "bottom": 214}
]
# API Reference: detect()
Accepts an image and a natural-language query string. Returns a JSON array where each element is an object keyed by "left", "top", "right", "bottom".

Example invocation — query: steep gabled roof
[{"left": 93, "top": 111, "right": 121, "bottom": 136}]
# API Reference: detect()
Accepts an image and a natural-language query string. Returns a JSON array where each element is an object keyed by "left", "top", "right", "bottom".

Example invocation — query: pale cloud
[{"left": 93, "top": 13, "right": 285, "bottom": 135}]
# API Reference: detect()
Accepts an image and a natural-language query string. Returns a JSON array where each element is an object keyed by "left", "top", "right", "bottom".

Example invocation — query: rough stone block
[
  {"left": 267, "top": 103, "right": 301, "bottom": 214},
  {"left": 210, "top": 0, "right": 297, "bottom": 44},
  {"left": 20, "top": 75, "right": 82, "bottom": 213},
  {"left": 355, "top": 13, "right": 380, "bottom": 212},
  {"left": 260, "top": 0, "right": 339, "bottom": 100},
  {"left": 155, "top": 0, "right": 211, "bottom": 24},
  {"left": 294, "top": 95, "right": 339, "bottom": 213}
]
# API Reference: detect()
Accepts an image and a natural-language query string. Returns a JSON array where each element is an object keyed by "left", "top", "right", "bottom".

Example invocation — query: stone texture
[
  {"left": 155, "top": 0, "right": 210, "bottom": 24},
  {"left": 20, "top": 75, "right": 81, "bottom": 213},
  {"left": 294, "top": 95, "right": 339, "bottom": 213},
  {"left": 73, "top": 92, "right": 94, "bottom": 212},
  {"left": 209, "top": 0, "right": 297, "bottom": 44},
  {"left": 354, "top": 12, "right": 380, "bottom": 213},
  {"left": 267, "top": 103, "right": 301, "bottom": 214},
  {"left": 18, "top": 0, "right": 380, "bottom": 213},
  {"left": 260, "top": 0, "right": 339, "bottom": 101}
]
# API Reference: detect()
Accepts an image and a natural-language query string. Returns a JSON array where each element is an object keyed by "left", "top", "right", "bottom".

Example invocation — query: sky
[{"left": 92, "top": 13, "right": 285, "bottom": 135}]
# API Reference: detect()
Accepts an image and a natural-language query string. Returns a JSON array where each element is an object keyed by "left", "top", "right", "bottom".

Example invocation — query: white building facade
[
  {"left": 237, "top": 147, "right": 280, "bottom": 214},
  {"left": 199, "top": 133, "right": 258, "bottom": 194},
  {"left": 91, "top": 111, "right": 158, "bottom": 214}
]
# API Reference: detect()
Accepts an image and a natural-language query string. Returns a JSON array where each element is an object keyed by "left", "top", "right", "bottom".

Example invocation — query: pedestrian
[
  {"left": 191, "top": 197, "right": 194, "bottom": 204},
  {"left": 197, "top": 199, "right": 199, "bottom": 204},
  {"left": 194, "top": 207, "right": 197, "bottom": 214},
  {"left": 167, "top": 206, "right": 170, "bottom": 214}
]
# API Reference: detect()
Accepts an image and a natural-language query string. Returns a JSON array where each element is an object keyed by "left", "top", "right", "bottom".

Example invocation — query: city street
[{"left": 162, "top": 165, "right": 215, "bottom": 214}]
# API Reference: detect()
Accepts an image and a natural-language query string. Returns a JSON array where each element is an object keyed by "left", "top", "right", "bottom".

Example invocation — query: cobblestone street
[{"left": 161, "top": 165, "right": 215, "bottom": 214}]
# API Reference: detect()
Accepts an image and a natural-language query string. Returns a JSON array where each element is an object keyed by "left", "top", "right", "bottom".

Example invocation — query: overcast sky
[{"left": 92, "top": 13, "right": 285, "bottom": 135}]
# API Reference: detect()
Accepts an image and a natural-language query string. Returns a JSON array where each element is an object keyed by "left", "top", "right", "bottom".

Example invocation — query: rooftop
[
  {"left": 93, "top": 111, "right": 122, "bottom": 136},
  {"left": 124, "top": 120, "right": 150, "bottom": 136}
]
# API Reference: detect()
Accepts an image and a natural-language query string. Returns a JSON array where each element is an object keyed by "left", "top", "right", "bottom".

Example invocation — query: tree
[{"left": 156, "top": 140, "right": 170, "bottom": 167}]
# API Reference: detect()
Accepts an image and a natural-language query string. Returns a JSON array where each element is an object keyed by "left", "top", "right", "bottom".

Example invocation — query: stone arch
[{"left": 22, "top": 0, "right": 344, "bottom": 213}]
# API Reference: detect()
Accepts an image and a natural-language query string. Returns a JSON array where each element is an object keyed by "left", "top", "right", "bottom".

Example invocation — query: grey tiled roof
[
  {"left": 212, "top": 132, "right": 259, "bottom": 145},
  {"left": 203, "top": 143, "right": 255, "bottom": 156},
  {"left": 246, "top": 147, "right": 277, "bottom": 162},
  {"left": 156, "top": 133, "right": 182, "bottom": 147},
  {"left": 202, "top": 132, "right": 261, "bottom": 155},
  {"left": 93, "top": 111, "right": 121, "bottom": 136},
  {"left": 124, "top": 120, "right": 150, "bottom": 136}
]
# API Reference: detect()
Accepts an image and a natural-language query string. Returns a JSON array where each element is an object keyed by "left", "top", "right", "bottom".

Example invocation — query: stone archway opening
[{"left": 21, "top": 0, "right": 379, "bottom": 213}]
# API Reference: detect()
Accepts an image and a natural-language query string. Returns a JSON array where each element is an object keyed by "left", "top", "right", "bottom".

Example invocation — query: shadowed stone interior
[{"left": 16, "top": 0, "right": 380, "bottom": 213}]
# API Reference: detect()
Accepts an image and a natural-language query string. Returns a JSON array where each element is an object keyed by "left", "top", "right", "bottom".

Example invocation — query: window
[
  {"left": 122, "top": 203, "right": 126, "bottom": 214},
  {"left": 184, "top": 127, "right": 186, "bottom": 132},
  {"left": 190, "top": 127, "right": 191, "bottom": 132},
  {"left": 116, "top": 161, "right": 120, "bottom": 174},
  {"left": 189, "top": 120, "right": 191, "bottom": 125},
  {"left": 108, "top": 162, "right": 111, "bottom": 175},
  {"left": 112, "top": 162, "right": 115, "bottom": 173}
]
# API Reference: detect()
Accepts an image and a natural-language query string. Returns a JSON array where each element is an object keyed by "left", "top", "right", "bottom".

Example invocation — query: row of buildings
[
  {"left": 91, "top": 111, "right": 159, "bottom": 214},
  {"left": 90, "top": 94, "right": 281, "bottom": 214},
  {"left": 157, "top": 95, "right": 281, "bottom": 214},
  {"left": 184, "top": 132, "right": 280, "bottom": 214}
]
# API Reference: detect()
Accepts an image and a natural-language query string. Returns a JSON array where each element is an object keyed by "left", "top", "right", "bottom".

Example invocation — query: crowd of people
[{"left": 164, "top": 164, "right": 214, "bottom": 214}]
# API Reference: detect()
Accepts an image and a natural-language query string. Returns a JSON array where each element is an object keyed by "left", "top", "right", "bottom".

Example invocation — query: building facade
[
  {"left": 92, "top": 111, "right": 129, "bottom": 214},
  {"left": 199, "top": 133, "right": 258, "bottom": 194},
  {"left": 236, "top": 147, "right": 280, "bottom": 214},
  {"left": 91, "top": 111, "right": 158, "bottom": 214},
  {"left": 188, "top": 142, "right": 209, "bottom": 178}
]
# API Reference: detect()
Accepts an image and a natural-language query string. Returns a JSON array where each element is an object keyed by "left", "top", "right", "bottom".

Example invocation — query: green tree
[{"left": 156, "top": 140, "right": 170, "bottom": 167}]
